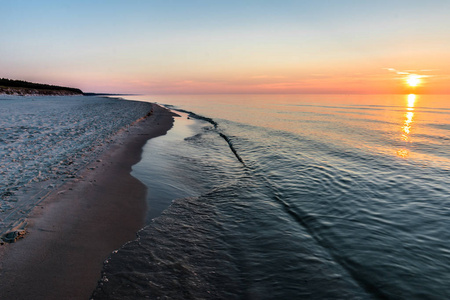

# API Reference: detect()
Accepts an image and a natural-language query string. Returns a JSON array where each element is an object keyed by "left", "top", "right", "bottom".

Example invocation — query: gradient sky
[{"left": 2, "top": 0, "right": 450, "bottom": 94}]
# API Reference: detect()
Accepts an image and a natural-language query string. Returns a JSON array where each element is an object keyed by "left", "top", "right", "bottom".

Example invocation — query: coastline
[
  {"left": 0, "top": 88, "right": 82, "bottom": 96},
  {"left": 0, "top": 79, "right": 83, "bottom": 96},
  {"left": 0, "top": 103, "right": 177, "bottom": 299}
]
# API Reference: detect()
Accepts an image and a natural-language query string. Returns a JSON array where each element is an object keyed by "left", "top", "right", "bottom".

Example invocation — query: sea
[{"left": 92, "top": 94, "right": 450, "bottom": 299}]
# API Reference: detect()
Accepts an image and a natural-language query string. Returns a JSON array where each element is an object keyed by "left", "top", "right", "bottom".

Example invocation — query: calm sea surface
[{"left": 94, "top": 94, "right": 450, "bottom": 299}]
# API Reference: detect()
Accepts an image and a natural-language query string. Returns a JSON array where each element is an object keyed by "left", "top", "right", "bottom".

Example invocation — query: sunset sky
[{"left": 2, "top": 0, "right": 450, "bottom": 94}]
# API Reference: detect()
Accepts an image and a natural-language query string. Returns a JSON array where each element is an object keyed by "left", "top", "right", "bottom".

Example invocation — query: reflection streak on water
[{"left": 397, "top": 94, "right": 416, "bottom": 158}]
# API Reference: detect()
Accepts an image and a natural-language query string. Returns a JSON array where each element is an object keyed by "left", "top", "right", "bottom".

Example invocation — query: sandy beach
[{"left": 0, "top": 103, "right": 176, "bottom": 299}]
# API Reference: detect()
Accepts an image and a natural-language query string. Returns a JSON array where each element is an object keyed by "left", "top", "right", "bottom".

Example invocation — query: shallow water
[{"left": 95, "top": 94, "right": 450, "bottom": 299}]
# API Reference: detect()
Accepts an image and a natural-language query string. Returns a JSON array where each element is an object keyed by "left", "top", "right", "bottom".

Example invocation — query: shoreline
[{"left": 0, "top": 103, "right": 177, "bottom": 299}]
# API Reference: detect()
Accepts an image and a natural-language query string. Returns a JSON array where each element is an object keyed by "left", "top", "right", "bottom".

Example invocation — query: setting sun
[{"left": 406, "top": 75, "right": 421, "bottom": 87}]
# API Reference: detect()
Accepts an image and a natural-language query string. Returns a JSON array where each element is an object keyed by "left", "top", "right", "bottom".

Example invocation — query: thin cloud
[
  {"left": 384, "top": 68, "right": 433, "bottom": 78},
  {"left": 250, "top": 75, "right": 286, "bottom": 79}
]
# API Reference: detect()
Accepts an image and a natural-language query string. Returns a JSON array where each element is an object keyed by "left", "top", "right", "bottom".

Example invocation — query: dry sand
[{"left": 0, "top": 103, "right": 177, "bottom": 299}]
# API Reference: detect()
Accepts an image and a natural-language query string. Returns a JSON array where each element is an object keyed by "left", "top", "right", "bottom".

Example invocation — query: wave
[
  {"left": 166, "top": 106, "right": 218, "bottom": 128},
  {"left": 166, "top": 105, "right": 246, "bottom": 166},
  {"left": 95, "top": 95, "right": 450, "bottom": 299}
]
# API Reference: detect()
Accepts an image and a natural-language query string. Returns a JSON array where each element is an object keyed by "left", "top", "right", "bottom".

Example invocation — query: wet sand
[{"left": 0, "top": 103, "right": 177, "bottom": 299}]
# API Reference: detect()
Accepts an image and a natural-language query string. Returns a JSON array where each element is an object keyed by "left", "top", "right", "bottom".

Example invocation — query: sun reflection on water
[
  {"left": 402, "top": 112, "right": 414, "bottom": 139},
  {"left": 397, "top": 94, "right": 416, "bottom": 158},
  {"left": 407, "top": 94, "right": 416, "bottom": 109}
]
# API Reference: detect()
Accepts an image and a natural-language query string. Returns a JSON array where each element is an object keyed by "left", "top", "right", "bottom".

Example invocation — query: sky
[{"left": 1, "top": 0, "right": 450, "bottom": 94}]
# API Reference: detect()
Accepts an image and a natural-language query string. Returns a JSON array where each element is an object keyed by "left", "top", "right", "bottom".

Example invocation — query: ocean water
[
  {"left": 0, "top": 95, "right": 153, "bottom": 237},
  {"left": 94, "top": 94, "right": 450, "bottom": 299}
]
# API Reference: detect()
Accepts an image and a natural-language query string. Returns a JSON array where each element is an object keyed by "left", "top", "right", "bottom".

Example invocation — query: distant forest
[{"left": 0, "top": 78, "right": 83, "bottom": 94}]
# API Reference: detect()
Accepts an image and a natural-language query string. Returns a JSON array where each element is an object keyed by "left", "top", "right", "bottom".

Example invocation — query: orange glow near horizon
[{"left": 6, "top": 66, "right": 447, "bottom": 95}]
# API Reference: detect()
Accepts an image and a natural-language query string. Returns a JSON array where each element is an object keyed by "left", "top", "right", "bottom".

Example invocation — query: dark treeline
[{"left": 0, "top": 78, "right": 83, "bottom": 94}]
